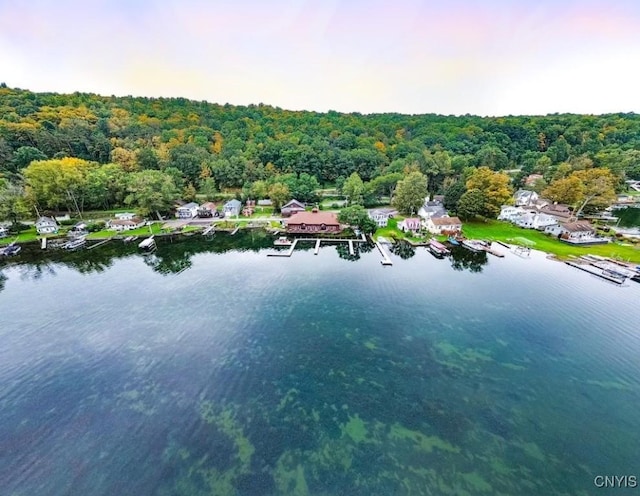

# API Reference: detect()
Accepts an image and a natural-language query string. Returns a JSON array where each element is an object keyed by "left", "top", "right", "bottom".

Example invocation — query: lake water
[{"left": 1, "top": 233, "right": 639, "bottom": 495}]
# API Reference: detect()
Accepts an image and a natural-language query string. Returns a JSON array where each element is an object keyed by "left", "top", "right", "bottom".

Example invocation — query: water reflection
[
  {"left": 449, "top": 246, "right": 488, "bottom": 273},
  {"left": 389, "top": 240, "right": 416, "bottom": 260}
]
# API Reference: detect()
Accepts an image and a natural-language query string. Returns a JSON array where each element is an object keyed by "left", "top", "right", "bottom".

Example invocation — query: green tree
[
  {"left": 465, "top": 167, "right": 513, "bottom": 217},
  {"left": 183, "top": 182, "right": 197, "bottom": 202},
  {"left": 11, "top": 146, "right": 47, "bottom": 171},
  {"left": 199, "top": 177, "right": 217, "bottom": 200},
  {"left": 392, "top": 171, "right": 428, "bottom": 215},
  {"left": 342, "top": 172, "right": 365, "bottom": 206},
  {"left": 124, "top": 170, "right": 179, "bottom": 219},
  {"left": 369, "top": 172, "right": 403, "bottom": 200},
  {"left": 443, "top": 180, "right": 466, "bottom": 211},
  {"left": 572, "top": 168, "right": 616, "bottom": 216},
  {"left": 456, "top": 189, "right": 486, "bottom": 220},
  {"left": 337, "top": 205, "right": 377, "bottom": 234},
  {"left": 268, "top": 182, "right": 290, "bottom": 211},
  {"left": 0, "top": 181, "right": 29, "bottom": 224}
]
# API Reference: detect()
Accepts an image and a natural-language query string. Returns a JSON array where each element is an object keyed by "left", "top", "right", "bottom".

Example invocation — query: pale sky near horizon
[{"left": 1, "top": 0, "right": 640, "bottom": 116}]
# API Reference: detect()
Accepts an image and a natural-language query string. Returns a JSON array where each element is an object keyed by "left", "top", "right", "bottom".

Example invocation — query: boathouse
[{"left": 285, "top": 209, "right": 342, "bottom": 234}]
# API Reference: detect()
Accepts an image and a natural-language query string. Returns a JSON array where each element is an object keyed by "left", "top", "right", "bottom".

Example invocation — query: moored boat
[
  {"left": 63, "top": 237, "right": 87, "bottom": 251},
  {"left": 447, "top": 236, "right": 460, "bottom": 246},
  {"left": 0, "top": 241, "right": 21, "bottom": 257},
  {"left": 461, "top": 239, "right": 487, "bottom": 253},
  {"left": 274, "top": 236, "right": 293, "bottom": 246},
  {"left": 429, "top": 239, "right": 450, "bottom": 257},
  {"left": 138, "top": 235, "right": 156, "bottom": 251}
]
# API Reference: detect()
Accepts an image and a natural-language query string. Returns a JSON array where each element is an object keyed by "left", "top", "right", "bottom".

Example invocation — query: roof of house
[
  {"left": 257, "top": 199, "right": 272, "bottom": 206},
  {"left": 369, "top": 208, "right": 396, "bottom": 216},
  {"left": 199, "top": 202, "right": 218, "bottom": 210},
  {"left": 430, "top": 216, "right": 462, "bottom": 226},
  {"left": 178, "top": 202, "right": 199, "bottom": 210},
  {"left": 286, "top": 210, "right": 339, "bottom": 225},
  {"left": 282, "top": 199, "right": 305, "bottom": 209},
  {"left": 561, "top": 221, "right": 594, "bottom": 232},
  {"left": 109, "top": 218, "right": 143, "bottom": 226},
  {"left": 36, "top": 216, "right": 57, "bottom": 225},
  {"left": 224, "top": 199, "right": 242, "bottom": 207},
  {"left": 402, "top": 217, "right": 421, "bottom": 226}
]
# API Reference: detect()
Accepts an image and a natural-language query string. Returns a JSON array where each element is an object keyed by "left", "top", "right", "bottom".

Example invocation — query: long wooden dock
[
  {"left": 314, "top": 239, "right": 321, "bottom": 255},
  {"left": 375, "top": 241, "right": 393, "bottom": 265},
  {"left": 87, "top": 237, "right": 113, "bottom": 250},
  {"left": 267, "top": 238, "right": 298, "bottom": 257},
  {"left": 348, "top": 240, "right": 354, "bottom": 256},
  {"left": 202, "top": 225, "right": 215, "bottom": 236},
  {"left": 565, "top": 261, "right": 626, "bottom": 284}
]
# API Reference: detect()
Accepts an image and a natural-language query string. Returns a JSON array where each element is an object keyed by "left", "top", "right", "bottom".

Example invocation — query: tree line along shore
[{"left": 0, "top": 85, "right": 639, "bottom": 261}]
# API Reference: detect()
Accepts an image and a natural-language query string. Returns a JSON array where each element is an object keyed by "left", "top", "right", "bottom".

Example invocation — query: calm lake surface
[{"left": 1, "top": 233, "right": 639, "bottom": 496}]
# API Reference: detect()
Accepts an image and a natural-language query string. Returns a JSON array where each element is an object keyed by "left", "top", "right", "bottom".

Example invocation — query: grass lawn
[
  {"left": 0, "top": 226, "right": 41, "bottom": 245},
  {"left": 86, "top": 223, "right": 163, "bottom": 239},
  {"left": 463, "top": 219, "right": 640, "bottom": 262},
  {"left": 372, "top": 218, "right": 428, "bottom": 243}
]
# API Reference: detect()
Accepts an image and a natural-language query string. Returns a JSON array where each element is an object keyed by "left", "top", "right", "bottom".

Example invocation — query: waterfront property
[
  {"left": 108, "top": 217, "right": 146, "bottom": 231},
  {"left": 398, "top": 217, "right": 422, "bottom": 234},
  {"left": 368, "top": 208, "right": 396, "bottom": 227},
  {"left": 223, "top": 199, "right": 242, "bottom": 217},
  {"left": 425, "top": 216, "right": 462, "bottom": 235},
  {"left": 285, "top": 209, "right": 342, "bottom": 233},
  {"left": 197, "top": 202, "right": 219, "bottom": 218},
  {"left": 35, "top": 216, "right": 59, "bottom": 235},
  {"left": 544, "top": 221, "right": 608, "bottom": 245},
  {"left": 114, "top": 212, "right": 138, "bottom": 221},
  {"left": 281, "top": 199, "right": 306, "bottom": 217},
  {"left": 176, "top": 202, "right": 199, "bottom": 219},
  {"left": 242, "top": 200, "right": 255, "bottom": 217},
  {"left": 417, "top": 198, "right": 447, "bottom": 220}
]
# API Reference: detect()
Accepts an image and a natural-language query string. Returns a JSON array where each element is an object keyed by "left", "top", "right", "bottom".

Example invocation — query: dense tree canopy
[{"left": 0, "top": 86, "right": 638, "bottom": 220}]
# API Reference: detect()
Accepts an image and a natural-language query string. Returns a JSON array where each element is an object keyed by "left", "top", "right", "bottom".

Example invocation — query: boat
[
  {"left": 447, "top": 236, "right": 460, "bottom": 246},
  {"left": 461, "top": 239, "right": 487, "bottom": 253},
  {"left": 0, "top": 242, "right": 21, "bottom": 257},
  {"left": 123, "top": 235, "right": 139, "bottom": 243},
  {"left": 428, "top": 239, "right": 450, "bottom": 257},
  {"left": 274, "top": 236, "right": 293, "bottom": 246},
  {"left": 138, "top": 236, "right": 156, "bottom": 251},
  {"left": 62, "top": 237, "right": 86, "bottom": 251}
]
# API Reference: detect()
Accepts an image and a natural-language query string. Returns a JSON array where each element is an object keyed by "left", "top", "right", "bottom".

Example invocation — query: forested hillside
[{"left": 0, "top": 84, "right": 639, "bottom": 219}]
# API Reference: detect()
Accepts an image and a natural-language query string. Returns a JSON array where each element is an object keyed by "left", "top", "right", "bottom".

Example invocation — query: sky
[{"left": 1, "top": 0, "right": 640, "bottom": 116}]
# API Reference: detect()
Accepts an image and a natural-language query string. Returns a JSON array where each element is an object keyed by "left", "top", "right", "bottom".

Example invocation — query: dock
[
  {"left": 375, "top": 241, "right": 393, "bottom": 265},
  {"left": 267, "top": 238, "right": 299, "bottom": 257},
  {"left": 348, "top": 240, "right": 354, "bottom": 256},
  {"left": 314, "top": 239, "right": 321, "bottom": 255},
  {"left": 230, "top": 227, "right": 239, "bottom": 235},
  {"left": 484, "top": 244, "right": 505, "bottom": 258},
  {"left": 565, "top": 261, "right": 626, "bottom": 284},
  {"left": 41, "top": 238, "right": 47, "bottom": 250},
  {"left": 495, "top": 240, "right": 510, "bottom": 249},
  {"left": 87, "top": 237, "right": 113, "bottom": 250},
  {"left": 202, "top": 225, "right": 215, "bottom": 236}
]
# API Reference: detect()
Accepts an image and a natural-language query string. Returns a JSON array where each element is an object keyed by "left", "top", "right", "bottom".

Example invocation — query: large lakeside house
[
  {"left": 285, "top": 209, "right": 342, "bottom": 234},
  {"left": 176, "top": 202, "right": 199, "bottom": 219},
  {"left": 425, "top": 216, "right": 462, "bottom": 235},
  {"left": 368, "top": 208, "right": 396, "bottom": 227},
  {"left": 281, "top": 199, "right": 306, "bottom": 217},
  {"left": 35, "top": 216, "right": 59, "bottom": 235}
]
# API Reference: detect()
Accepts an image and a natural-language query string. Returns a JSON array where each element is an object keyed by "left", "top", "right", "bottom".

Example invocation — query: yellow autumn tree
[{"left": 465, "top": 166, "right": 513, "bottom": 217}]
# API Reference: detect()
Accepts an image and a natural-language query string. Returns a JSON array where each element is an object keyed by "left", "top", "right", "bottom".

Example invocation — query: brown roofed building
[
  {"left": 285, "top": 209, "right": 342, "bottom": 234},
  {"left": 425, "top": 216, "right": 463, "bottom": 235}
]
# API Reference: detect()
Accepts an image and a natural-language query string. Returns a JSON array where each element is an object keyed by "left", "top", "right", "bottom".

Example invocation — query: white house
[
  {"left": 0, "top": 226, "right": 7, "bottom": 238},
  {"left": 223, "top": 199, "right": 242, "bottom": 217},
  {"left": 497, "top": 205, "right": 526, "bottom": 222},
  {"left": 176, "top": 202, "right": 199, "bottom": 219},
  {"left": 398, "top": 217, "right": 422, "bottom": 234},
  {"left": 35, "top": 216, "right": 59, "bottom": 235},
  {"left": 417, "top": 199, "right": 447, "bottom": 220},
  {"left": 425, "top": 216, "right": 462, "bottom": 235},
  {"left": 545, "top": 221, "right": 595, "bottom": 240},
  {"left": 114, "top": 212, "right": 137, "bottom": 221},
  {"left": 515, "top": 212, "right": 558, "bottom": 230},
  {"left": 108, "top": 217, "right": 145, "bottom": 231},
  {"left": 368, "top": 208, "right": 396, "bottom": 227},
  {"left": 514, "top": 190, "right": 539, "bottom": 207},
  {"left": 281, "top": 199, "right": 306, "bottom": 217}
]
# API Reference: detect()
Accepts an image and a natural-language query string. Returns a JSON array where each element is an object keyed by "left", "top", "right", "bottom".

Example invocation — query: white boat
[
  {"left": 274, "top": 236, "right": 293, "bottom": 246},
  {"left": 63, "top": 237, "right": 86, "bottom": 251},
  {"left": 0, "top": 242, "right": 21, "bottom": 256},
  {"left": 138, "top": 236, "right": 156, "bottom": 250},
  {"left": 461, "top": 239, "right": 487, "bottom": 253}
]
